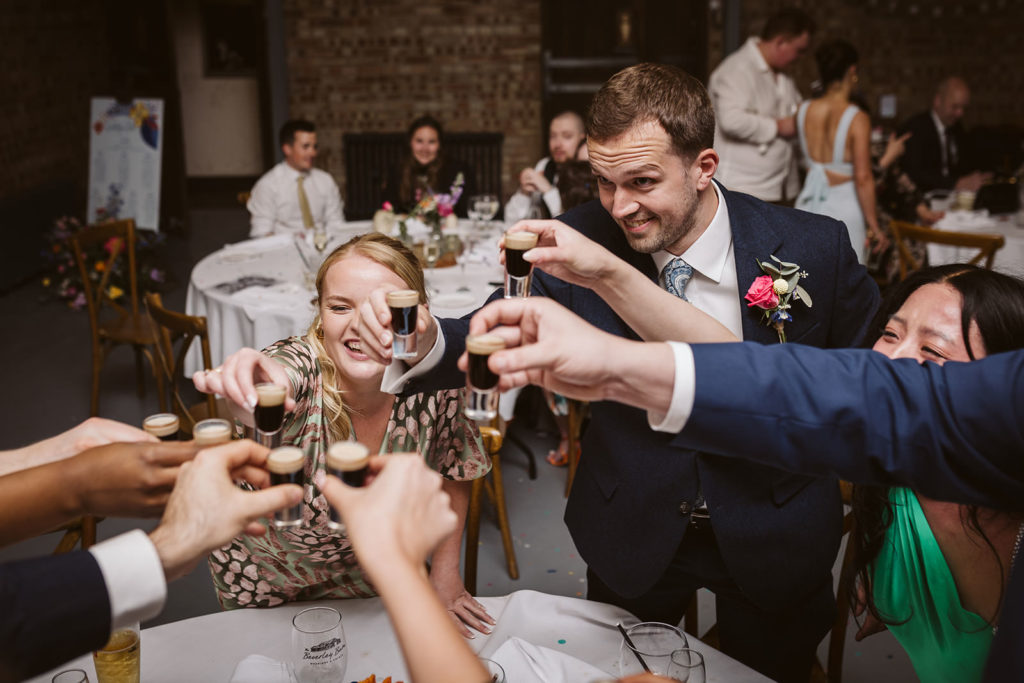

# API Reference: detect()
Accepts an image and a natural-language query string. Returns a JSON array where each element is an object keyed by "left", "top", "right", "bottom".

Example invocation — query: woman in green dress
[{"left": 193, "top": 233, "right": 493, "bottom": 636}]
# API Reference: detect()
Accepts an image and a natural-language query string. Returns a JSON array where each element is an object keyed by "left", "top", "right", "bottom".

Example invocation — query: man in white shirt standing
[
  {"left": 247, "top": 119, "right": 345, "bottom": 238},
  {"left": 504, "top": 111, "right": 586, "bottom": 223},
  {"left": 709, "top": 8, "right": 814, "bottom": 204}
]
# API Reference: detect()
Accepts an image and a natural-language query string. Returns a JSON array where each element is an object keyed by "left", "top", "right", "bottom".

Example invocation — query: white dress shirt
[
  {"left": 89, "top": 529, "right": 167, "bottom": 631},
  {"left": 504, "top": 157, "right": 563, "bottom": 224},
  {"left": 709, "top": 37, "right": 802, "bottom": 201},
  {"left": 247, "top": 162, "right": 346, "bottom": 238}
]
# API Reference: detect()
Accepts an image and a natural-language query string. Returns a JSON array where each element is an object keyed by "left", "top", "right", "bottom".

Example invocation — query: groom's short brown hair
[{"left": 585, "top": 63, "right": 715, "bottom": 163}]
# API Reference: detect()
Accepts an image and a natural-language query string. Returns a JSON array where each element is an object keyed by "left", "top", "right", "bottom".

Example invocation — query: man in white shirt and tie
[{"left": 247, "top": 119, "right": 346, "bottom": 238}]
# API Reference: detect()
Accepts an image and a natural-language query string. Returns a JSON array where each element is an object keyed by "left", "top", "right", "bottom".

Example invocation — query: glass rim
[
  {"left": 95, "top": 626, "right": 139, "bottom": 655},
  {"left": 51, "top": 670, "right": 89, "bottom": 683},
  {"left": 292, "top": 606, "right": 342, "bottom": 634},
  {"left": 622, "top": 621, "right": 687, "bottom": 656}
]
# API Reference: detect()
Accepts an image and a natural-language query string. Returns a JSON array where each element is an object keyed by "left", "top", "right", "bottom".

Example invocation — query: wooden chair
[
  {"left": 464, "top": 425, "right": 519, "bottom": 595},
  {"left": 889, "top": 219, "right": 1005, "bottom": 281},
  {"left": 51, "top": 517, "right": 98, "bottom": 554},
  {"left": 71, "top": 218, "right": 163, "bottom": 416},
  {"left": 685, "top": 480, "right": 858, "bottom": 683},
  {"left": 144, "top": 292, "right": 225, "bottom": 436}
]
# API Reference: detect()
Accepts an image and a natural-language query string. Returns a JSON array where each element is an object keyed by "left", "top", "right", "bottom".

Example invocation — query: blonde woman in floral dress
[{"left": 193, "top": 233, "right": 494, "bottom": 636}]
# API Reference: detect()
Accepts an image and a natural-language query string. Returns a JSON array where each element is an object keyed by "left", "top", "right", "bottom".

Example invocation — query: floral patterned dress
[{"left": 209, "top": 337, "right": 490, "bottom": 609}]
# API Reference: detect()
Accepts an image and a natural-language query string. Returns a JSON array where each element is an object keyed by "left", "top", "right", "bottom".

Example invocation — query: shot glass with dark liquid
[
  {"left": 386, "top": 289, "right": 420, "bottom": 360},
  {"left": 325, "top": 442, "right": 370, "bottom": 532},
  {"left": 503, "top": 231, "right": 538, "bottom": 299},
  {"left": 254, "top": 383, "right": 287, "bottom": 448},
  {"left": 193, "top": 418, "right": 233, "bottom": 447},
  {"left": 143, "top": 413, "right": 179, "bottom": 441},
  {"left": 267, "top": 446, "right": 305, "bottom": 528},
  {"left": 464, "top": 333, "right": 506, "bottom": 421}
]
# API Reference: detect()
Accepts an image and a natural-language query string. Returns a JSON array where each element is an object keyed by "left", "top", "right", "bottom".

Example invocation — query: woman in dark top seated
[{"left": 382, "top": 115, "right": 474, "bottom": 217}]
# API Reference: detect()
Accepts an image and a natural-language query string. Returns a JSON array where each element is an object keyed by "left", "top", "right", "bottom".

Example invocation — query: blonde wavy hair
[{"left": 307, "top": 233, "right": 427, "bottom": 441}]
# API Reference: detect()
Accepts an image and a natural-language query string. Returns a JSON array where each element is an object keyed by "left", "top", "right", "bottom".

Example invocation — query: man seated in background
[
  {"left": 247, "top": 119, "right": 345, "bottom": 238},
  {"left": 899, "top": 77, "right": 990, "bottom": 194},
  {"left": 504, "top": 111, "right": 586, "bottom": 223}
]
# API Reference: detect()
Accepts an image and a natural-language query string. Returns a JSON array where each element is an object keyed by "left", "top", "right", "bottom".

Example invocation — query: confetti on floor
[
  {"left": 558, "top": 639, "right": 567, "bottom": 645},
  {"left": 547, "top": 568, "right": 557, "bottom": 573}
]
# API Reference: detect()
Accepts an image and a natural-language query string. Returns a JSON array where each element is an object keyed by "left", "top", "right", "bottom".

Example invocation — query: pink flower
[
  {"left": 382, "top": 201, "right": 393, "bottom": 211},
  {"left": 437, "top": 203, "right": 453, "bottom": 217},
  {"left": 745, "top": 275, "right": 779, "bottom": 309}
]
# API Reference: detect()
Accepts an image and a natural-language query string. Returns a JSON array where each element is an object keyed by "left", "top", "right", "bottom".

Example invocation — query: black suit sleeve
[
  {"left": 899, "top": 114, "right": 951, "bottom": 192},
  {"left": 0, "top": 551, "right": 112, "bottom": 680},
  {"left": 680, "top": 343, "right": 1024, "bottom": 511}
]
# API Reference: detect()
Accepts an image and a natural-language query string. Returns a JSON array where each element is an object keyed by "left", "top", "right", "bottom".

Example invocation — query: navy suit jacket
[
  {"left": 898, "top": 110, "right": 968, "bottom": 193},
  {"left": 679, "top": 343, "right": 1024, "bottom": 682},
  {"left": 0, "top": 551, "right": 111, "bottom": 681},
  {"left": 411, "top": 184, "right": 880, "bottom": 610}
]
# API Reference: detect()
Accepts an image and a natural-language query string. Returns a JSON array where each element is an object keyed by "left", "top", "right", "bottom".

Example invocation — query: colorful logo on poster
[{"left": 92, "top": 100, "right": 160, "bottom": 150}]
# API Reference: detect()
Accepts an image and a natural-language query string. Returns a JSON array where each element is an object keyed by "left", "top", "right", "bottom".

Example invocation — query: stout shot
[
  {"left": 267, "top": 446, "right": 305, "bottom": 528},
  {"left": 503, "top": 231, "right": 538, "bottom": 298},
  {"left": 464, "top": 333, "right": 505, "bottom": 421},
  {"left": 254, "top": 382, "right": 287, "bottom": 448},
  {"left": 386, "top": 289, "right": 420, "bottom": 359},
  {"left": 143, "top": 413, "right": 179, "bottom": 441},
  {"left": 326, "top": 441, "right": 370, "bottom": 532},
  {"left": 193, "top": 418, "right": 233, "bottom": 447}
]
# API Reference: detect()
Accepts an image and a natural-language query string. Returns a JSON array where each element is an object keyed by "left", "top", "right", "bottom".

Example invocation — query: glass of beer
[
  {"left": 142, "top": 413, "right": 179, "bottom": 441},
  {"left": 92, "top": 623, "right": 140, "bottom": 683},
  {"left": 52, "top": 671, "right": 90, "bottom": 683},
  {"left": 464, "top": 334, "right": 505, "bottom": 421},
  {"left": 254, "top": 382, "right": 287, "bottom": 448},
  {"left": 325, "top": 442, "right": 370, "bottom": 532},
  {"left": 267, "top": 446, "right": 305, "bottom": 528},
  {"left": 504, "top": 231, "right": 538, "bottom": 299},
  {"left": 386, "top": 289, "right": 420, "bottom": 360},
  {"left": 292, "top": 607, "right": 347, "bottom": 683},
  {"left": 193, "top": 418, "right": 233, "bottom": 447}
]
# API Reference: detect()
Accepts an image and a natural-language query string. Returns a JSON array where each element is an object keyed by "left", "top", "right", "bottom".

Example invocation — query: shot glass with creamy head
[
  {"left": 143, "top": 413, "right": 179, "bottom": 441},
  {"left": 193, "top": 418, "right": 233, "bottom": 447},
  {"left": 254, "top": 382, "right": 287, "bottom": 448},
  {"left": 503, "top": 231, "right": 538, "bottom": 298},
  {"left": 464, "top": 333, "right": 505, "bottom": 421},
  {"left": 325, "top": 442, "right": 370, "bottom": 532},
  {"left": 267, "top": 446, "right": 305, "bottom": 528},
  {"left": 385, "top": 289, "right": 420, "bottom": 359}
]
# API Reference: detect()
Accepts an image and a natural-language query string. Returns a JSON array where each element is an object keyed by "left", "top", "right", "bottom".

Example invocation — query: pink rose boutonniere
[{"left": 744, "top": 255, "right": 812, "bottom": 342}]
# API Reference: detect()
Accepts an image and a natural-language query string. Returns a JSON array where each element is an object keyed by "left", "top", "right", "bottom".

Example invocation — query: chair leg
[
  {"left": 505, "top": 431, "right": 538, "bottom": 480},
  {"left": 490, "top": 453, "right": 519, "bottom": 580},
  {"left": 464, "top": 478, "right": 483, "bottom": 596},
  {"left": 81, "top": 515, "right": 98, "bottom": 549},
  {"left": 133, "top": 345, "right": 146, "bottom": 398},
  {"left": 565, "top": 400, "right": 585, "bottom": 497}
]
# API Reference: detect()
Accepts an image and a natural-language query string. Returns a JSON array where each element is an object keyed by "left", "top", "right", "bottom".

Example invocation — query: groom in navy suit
[{"left": 368, "top": 63, "right": 879, "bottom": 681}]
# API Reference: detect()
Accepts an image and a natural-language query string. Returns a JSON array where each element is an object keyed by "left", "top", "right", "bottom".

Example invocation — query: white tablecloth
[
  {"left": 185, "top": 220, "right": 505, "bottom": 377},
  {"left": 32, "top": 590, "right": 770, "bottom": 682},
  {"left": 927, "top": 210, "right": 1024, "bottom": 276}
]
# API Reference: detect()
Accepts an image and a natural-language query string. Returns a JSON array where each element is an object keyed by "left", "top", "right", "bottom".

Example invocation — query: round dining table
[
  {"left": 926, "top": 209, "right": 1024, "bottom": 276},
  {"left": 185, "top": 220, "right": 506, "bottom": 378},
  {"left": 31, "top": 590, "right": 770, "bottom": 682}
]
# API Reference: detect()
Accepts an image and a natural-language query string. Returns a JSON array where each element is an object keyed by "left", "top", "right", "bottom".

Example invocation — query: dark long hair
[
  {"left": 851, "top": 264, "right": 1024, "bottom": 627},
  {"left": 814, "top": 39, "right": 858, "bottom": 91},
  {"left": 399, "top": 115, "right": 445, "bottom": 209}
]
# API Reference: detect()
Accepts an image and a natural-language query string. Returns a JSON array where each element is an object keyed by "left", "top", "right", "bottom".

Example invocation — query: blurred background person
[
  {"left": 505, "top": 111, "right": 586, "bottom": 223},
  {"left": 382, "top": 115, "right": 475, "bottom": 217}
]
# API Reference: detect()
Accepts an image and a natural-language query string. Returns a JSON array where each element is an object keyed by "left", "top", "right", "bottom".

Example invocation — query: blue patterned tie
[{"left": 661, "top": 258, "right": 693, "bottom": 301}]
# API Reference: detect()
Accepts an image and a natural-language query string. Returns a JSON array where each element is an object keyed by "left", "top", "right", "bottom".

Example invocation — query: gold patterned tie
[{"left": 297, "top": 176, "right": 314, "bottom": 229}]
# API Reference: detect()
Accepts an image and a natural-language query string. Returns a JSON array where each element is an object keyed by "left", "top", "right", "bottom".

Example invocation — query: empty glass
[
  {"left": 616, "top": 621, "right": 688, "bottom": 676},
  {"left": 291, "top": 607, "right": 347, "bottom": 682},
  {"left": 668, "top": 648, "right": 706, "bottom": 683}
]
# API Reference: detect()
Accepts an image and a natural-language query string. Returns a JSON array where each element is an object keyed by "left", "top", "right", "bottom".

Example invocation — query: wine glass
[
  {"left": 616, "top": 622, "right": 688, "bottom": 676},
  {"left": 668, "top": 648, "right": 706, "bottom": 683},
  {"left": 424, "top": 234, "right": 442, "bottom": 296},
  {"left": 474, "top": 194, "right": 500, "bottom": 231},
  {"left": 313, "top": 224, "right": 329, "bottom": 254}
]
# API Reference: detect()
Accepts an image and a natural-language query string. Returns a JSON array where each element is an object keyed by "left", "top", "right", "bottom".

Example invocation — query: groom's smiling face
[{"left": 588, "top": 120, "right": 701, "bottom": 256}]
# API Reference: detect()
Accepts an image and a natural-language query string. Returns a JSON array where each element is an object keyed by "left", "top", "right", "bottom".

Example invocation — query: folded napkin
[
  {"left": 490, "top": 636, "right": 613, "bottom": 683},
  {"left": 229, "top": 654, "right": 297, "bottom": 683},
  {"left": 222, "top": 233, "right": 294, "bottom": 255},
  {"left": 231, "top": 282, "right": 314, "bottom": 319}
]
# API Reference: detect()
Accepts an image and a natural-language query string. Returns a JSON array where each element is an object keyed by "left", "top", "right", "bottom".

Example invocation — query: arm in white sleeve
[
  {"left": 709, "top": 70, "right": 779, "bottom": 145},
  {"left": 247, "top": 178, "right": 276, "bottom": 238},
  {"left": 88, "top": 529, "right": 167, "bottom": 630},
  {"left": 380, "top": 316, "right": 448, "bottom": 393},
  {"left": 542, "top": 187, "right": 563, "bottom": 217},
  {"left": 647, "top": 341, "right": 695, "bottom": 433},
  {"left": 503, "top": 192, "right": 530, "bottom": 225},
  {"left": 324, "top": 177, "right": 346, "bottom": 230}
]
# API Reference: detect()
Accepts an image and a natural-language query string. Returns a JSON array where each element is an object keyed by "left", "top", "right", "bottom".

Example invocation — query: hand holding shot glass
[
  {"left": 464, "top": 333, "right": 506, "bottom": 421},
  {"left": 385, "top": 289, "right": 420, "bottom": 359},
  {"left": 267, "top": 446, "right": 306, "bottom": 528},
  {"left": 254, "top": 382, "right": 287, "bottom": 447}
]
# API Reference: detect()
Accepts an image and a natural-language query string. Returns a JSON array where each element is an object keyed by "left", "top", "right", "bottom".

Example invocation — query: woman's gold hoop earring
[{"left": 315, "top": 322, "right": 325, "bottom": 339}]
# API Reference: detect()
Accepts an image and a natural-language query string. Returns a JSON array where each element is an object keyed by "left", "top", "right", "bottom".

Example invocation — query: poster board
[{"left": 87, "top": 97, "right": 164, "bottom": 230}]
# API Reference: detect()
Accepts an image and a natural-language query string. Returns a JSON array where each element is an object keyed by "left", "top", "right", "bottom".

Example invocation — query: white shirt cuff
[
  {"left": 379, "top": 316, "right": 447, "bottom": 393},
  {"left": 648, "top": 342, "right": 695, "bottom": 433},
  {"left": 89, "top": 529, "right": 167, "bottom": 630}
]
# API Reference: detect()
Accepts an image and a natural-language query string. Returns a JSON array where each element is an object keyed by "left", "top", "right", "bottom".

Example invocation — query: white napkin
[
  {"left": 939, "top": 209, "right": 993, "bottom": 231},
  {"left": 232, "top": 282, "right": 314, "bottom": 319},
  {"left": 391, "top": 217, "right": 432, "bottom": 242},
  {"left": 222, "top": 233, "right": 294, "bottom": 254},
  {"left": 490, "top": 636, "right": 613, "bottom": 683},
  {"left": 229, "top": 654, "right": 297, "bottom": 683}
]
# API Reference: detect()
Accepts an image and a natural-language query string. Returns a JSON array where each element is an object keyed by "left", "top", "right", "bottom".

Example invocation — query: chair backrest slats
[{"left": 889, "top": 220, "right": 1005, "bottom": 281}]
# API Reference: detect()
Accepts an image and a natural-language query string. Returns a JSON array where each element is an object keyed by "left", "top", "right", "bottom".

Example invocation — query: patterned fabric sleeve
[{"left": 386, "top": 389, "right": 490, "bottom": 481}]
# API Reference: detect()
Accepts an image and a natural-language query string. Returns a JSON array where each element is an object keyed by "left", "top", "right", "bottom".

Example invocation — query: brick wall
[
  {"left": 718, "top": 1, "right": 1024, "bottom": 128},
  {"left": 0, "top": 1, "right": 111, "bottom": 203},
  {"left": 282, "top": 0, "right": 542, "bottom": 204}
]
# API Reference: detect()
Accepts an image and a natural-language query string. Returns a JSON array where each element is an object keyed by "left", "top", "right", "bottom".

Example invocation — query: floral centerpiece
[
  {"left": 382, "top": 172, "right": 465, "bottom": 242},
  {"left": 744, "top": 255, "right": 812, "bottom": 343},
  {"left": 40, "top": 215, "right": 170, "bottom": 311}
]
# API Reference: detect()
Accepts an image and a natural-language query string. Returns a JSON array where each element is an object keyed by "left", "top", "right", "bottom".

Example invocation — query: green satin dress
[{"left": 872, "top": 487, "right": 992, "bottom": 683}]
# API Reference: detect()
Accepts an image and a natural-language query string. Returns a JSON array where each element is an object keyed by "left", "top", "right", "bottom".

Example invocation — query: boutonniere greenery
[{"left": 744, "top": 255, "right": 811, "bottom": 343}]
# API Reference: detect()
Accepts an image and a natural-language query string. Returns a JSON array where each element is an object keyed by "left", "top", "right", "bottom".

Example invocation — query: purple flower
[
  {"left": 149, "top": 268, "right": 165, "bottom": 283},
  {"left": 770, "top": 309, "right": 792, "bottom": 324}
]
